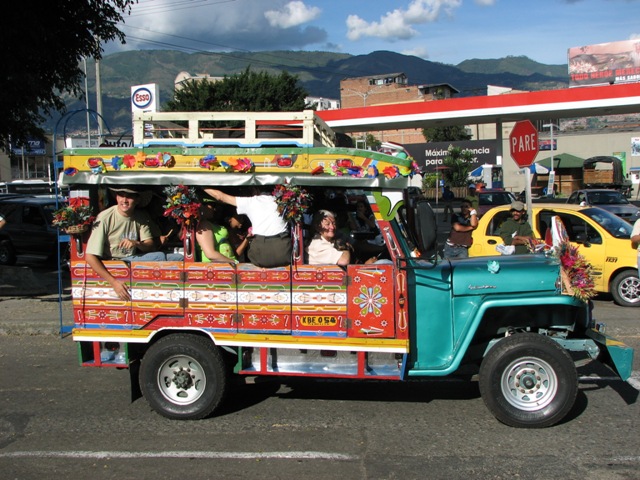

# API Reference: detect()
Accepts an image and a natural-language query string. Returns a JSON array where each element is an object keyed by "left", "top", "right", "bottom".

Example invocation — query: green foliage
[
  {"left": 0, "top": 1, "right": 136, "bottom": 150},
  {"left": 442, "top": 146, "right": 475, "bottom": 187},
  {"left": 164, "top": 68, "right": 308, "bottom": 113},
  {"left": 456, "top": 55, "right": 567, "bottom": 76},
  {"left": 422, "top": 125, "right": 471, "bottom": 142},
  {"left": 365, "top": 133, "right": 381, "bottom": 150},
  {"left": 421, "top": 173, "right": 438, "bottom": 189}
]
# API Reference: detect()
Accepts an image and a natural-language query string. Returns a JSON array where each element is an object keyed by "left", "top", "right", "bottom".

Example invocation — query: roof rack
[{"left": 132, "top": 110, "right": 336, "bottom": 149}]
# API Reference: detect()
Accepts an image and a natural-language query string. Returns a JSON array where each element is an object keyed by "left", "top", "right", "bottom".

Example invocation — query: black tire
[
  {"left": 140, "top": 334, "right": 228, "bottom": 420},
  {"left": 479, "top": 333, "right": 577, "bottom": 428},
  {"left": 0, "top": 240, "right": 17, "bottom": 266},
  {"left": 610, "top": 270, "right": 640, "bottom": 307}
]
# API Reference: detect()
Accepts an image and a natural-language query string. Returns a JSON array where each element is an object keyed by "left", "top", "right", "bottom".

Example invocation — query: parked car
[
  {"left": 0, "top": 195, "right": 68, "bottom": 266},
  {"left": 477, "top": 189, "right": 517, "bottom": 217},
  {"left": 468, "top": 203, "right": 640, "bottom": 307},
  {"left": 566, "top": 189, "right": 640, "bottom": 223}
]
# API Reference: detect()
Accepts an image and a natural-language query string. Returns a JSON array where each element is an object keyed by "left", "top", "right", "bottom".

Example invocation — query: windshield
[
  {"left": 582, "top": 208, "right": 632, "bottom": 238},
  {"left": 479, "top": 192, "right": 515, "bottom": 206},
  {"left": 587, "top": 191, "right": 629, "bottom": 205}
]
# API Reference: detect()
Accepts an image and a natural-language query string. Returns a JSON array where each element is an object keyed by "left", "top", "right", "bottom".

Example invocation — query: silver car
[{"left": 567, "top": 189, "right": 640, "bottom": 223}]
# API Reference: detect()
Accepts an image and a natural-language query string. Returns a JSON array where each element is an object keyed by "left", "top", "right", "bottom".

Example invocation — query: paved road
[
  {"left": 0, "top": 259, "right": 638, "bottom": 479},
  {"left": 0, "top": 318, "right": 638, "bottom": 480}
]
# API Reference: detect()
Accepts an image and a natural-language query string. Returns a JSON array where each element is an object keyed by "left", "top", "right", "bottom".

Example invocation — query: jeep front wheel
[{"left": 479, "top": 333, "right": 578, "bottom": 428}]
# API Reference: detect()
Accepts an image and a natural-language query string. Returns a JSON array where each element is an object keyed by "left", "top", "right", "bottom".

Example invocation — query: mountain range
[{"left": 62, "top": 49, "right": 569, "bottom": 135}]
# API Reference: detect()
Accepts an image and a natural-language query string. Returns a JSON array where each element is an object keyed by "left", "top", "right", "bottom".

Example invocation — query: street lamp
[
  {"left": 340, "top": 85, "right": 387, "bottom": 148},
  {"left": 340, "top": 85, "right": 386, "bottom": 107},
  {"left": 543, "top": 122, "right": 558, "bottom": 197}
]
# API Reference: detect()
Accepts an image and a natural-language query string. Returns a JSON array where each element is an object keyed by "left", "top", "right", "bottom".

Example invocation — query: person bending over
[{"left": 204, "top": 187, "right": 290, "bottom": 267}]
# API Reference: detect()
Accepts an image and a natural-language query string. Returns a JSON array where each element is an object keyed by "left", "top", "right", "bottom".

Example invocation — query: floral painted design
[{"left": 353, "top": 285, "right": 387, "bottom": 316}]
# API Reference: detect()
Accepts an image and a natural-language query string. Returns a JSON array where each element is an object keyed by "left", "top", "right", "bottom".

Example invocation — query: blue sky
[{"left": 108, "top": 0, "right": 640, "bottom": 65}]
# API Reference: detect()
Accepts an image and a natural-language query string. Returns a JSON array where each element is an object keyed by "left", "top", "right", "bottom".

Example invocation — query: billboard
[
  {"left": 11, "top": 138, "right": 46, "bottom": 156},
  {"left": 405, "top": 140, "right": 497, "bottom": 174},
  {"left": 568, "top": 39, "right": 640, "bottom": 87},
  {"left": 538, "top": 139, "right": 557, "bottom": 151}
]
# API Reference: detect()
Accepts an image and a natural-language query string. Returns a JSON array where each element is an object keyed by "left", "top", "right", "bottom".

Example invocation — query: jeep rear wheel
[
  {"left": 0, "top": 240, "right": 17, "bottom": 266},
  {"left": 479, "top": 333, "right": 577, "bottom": 428},
  {"left": 140, "top": 334, "right": 228, "bottom": 420}
]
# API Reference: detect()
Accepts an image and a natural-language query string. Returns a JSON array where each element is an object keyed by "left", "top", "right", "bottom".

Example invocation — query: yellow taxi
[{"left": 468, "top": 203, "right": 640, "bottom": 307}]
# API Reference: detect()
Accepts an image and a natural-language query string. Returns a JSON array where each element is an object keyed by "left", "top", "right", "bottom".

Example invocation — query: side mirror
[{"left": 414, "top": 200, "right": 438, "bottom": 261}]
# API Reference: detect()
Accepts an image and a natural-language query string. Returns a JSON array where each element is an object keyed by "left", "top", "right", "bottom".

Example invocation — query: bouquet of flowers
[
  {"left": 526, "top": 237, "right": 550, "bottom": 254},
  {"left": 163, "top": 185, "right": 201, "bottom": 227},
  {"left": 554, "top": 239, "right": 596, "bottom": 302},
  {"left": 51, "top": 197, "right": 95, "bottom": 234},
  {"left": 272, "top": 184, "right": 312, "bottom": 224}
]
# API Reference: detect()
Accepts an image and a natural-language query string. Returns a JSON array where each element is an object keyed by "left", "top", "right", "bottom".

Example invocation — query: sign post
[{"left": 509, "top": 121, "right": 539, "bottom": 228}]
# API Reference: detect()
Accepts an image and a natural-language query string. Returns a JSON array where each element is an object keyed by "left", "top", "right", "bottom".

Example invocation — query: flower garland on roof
[
  {"left": 162, "top": 185, "right": 201, "bottom": 228},
  {"left": 220, "top": 157, "right": 255, "bottom": 173},
  {"left": 272, "top": 184, "right": 312, "bottom": 224}
]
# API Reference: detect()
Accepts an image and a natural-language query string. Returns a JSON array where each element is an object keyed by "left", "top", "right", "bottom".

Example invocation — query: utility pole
[{"left": 95, "top": 58, "right": 104, "bottom": 140}]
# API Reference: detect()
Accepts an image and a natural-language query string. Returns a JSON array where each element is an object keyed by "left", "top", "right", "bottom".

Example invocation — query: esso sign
[
  {"left": 509, "top": 120, "right": 539, "bottom": 168},
  {"left": 131, "top": 83, "right": 159, "bottom": 113},
  {"left": 132, "top": 88, "right": 152, "bottom": 109}
]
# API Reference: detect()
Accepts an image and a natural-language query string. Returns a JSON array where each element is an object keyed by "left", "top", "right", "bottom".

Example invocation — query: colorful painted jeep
[{"left": 61, "top": 111, "right": 633, "bottom": 428}]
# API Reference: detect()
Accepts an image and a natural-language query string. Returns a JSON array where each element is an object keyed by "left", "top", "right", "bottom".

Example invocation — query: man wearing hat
[
  {"left": 496, "top": 200, "right": 534, "bottom": 254},
  {"left": 464, "top": 184, "right": 479, "bottom": 211},
  {"left": 86, "top": 187, "right": 167, "bottom": 301}
]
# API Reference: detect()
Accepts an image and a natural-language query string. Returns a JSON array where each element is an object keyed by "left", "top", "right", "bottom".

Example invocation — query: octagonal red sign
[{"left": 509, "top": 120, "right": 539, "bottom": 168}]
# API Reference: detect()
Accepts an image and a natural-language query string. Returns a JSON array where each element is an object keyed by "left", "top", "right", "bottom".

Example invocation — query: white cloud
[
  {"left": 346, "top": 0, "right": 461, "bottom": 41},
  {"left": 109, "top": 1, "right": 328, "bottom": 54},
  {"left": 402, "top": 46, "right": 430, "bottom": 59},
  {"left": 264, "top": 1, "right": 321, "bottom": 29}
]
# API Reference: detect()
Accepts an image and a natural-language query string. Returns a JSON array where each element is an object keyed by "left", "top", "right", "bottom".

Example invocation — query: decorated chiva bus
[{"left": 58, "top": 110, "right": 634, "bottom": 428}]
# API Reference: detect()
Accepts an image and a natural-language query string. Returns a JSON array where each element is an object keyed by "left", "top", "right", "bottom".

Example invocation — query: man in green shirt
[
  {"left": 464, "top": 184, "right": 479, "bottom": 210},
  {"left": 496, "top": 201, "right": 534, "bottom": 254}
]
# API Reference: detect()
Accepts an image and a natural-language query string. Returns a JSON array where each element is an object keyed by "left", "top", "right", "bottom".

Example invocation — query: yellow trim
[{"left": 72, "top": 328, "right": 409, "bottom": 351}]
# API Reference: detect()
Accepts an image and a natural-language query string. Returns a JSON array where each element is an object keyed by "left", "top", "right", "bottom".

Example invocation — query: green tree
[
  {"left": 0, "top": 1, "right": 137, "bottom": 150},
  {"left": 365, "top": 133, "right": 381, "bottom": 150},
  {"left": 442, "top": 145, "right": 475, "bottom": 187},
  {"left": 422, "top": 125, "right": 471, "bottom": 142},
  {"left": 164, "top": 68, "right": 308, "bottom": 112}
]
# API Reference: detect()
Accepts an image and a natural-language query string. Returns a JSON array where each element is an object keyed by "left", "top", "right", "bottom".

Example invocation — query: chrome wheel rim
[
  {"left": 157, "top": 354, "right": 206, "bottom": 405},
  {"left": 500, "top": 356, "right": 557, "bottom": 411}
]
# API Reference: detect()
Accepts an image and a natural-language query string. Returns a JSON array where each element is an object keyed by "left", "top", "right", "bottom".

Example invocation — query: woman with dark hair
[
  {"left": 195, "top": 199, "right": 237, "bottom": 264},
  {"left": 225, "top": 213, "right": 251, "bottom": 262}
]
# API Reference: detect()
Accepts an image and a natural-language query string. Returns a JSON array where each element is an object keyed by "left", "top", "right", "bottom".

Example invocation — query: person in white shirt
[
  {"left": 204, "top": 187, "right": 291, "bottom": 267},
  {"left": 307, "top": 210, "right": 380, "bottom": 266},
  {"left": 307, "top": 210, "right": 351, "bottom": 266},
  {"left": 631, "top": 218, "right": 640, "bottom": 278}
]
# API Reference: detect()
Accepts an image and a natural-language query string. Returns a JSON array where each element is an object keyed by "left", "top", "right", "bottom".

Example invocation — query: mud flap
[{"left": 585, "top": 329, "right": 634, "bottom": 381}]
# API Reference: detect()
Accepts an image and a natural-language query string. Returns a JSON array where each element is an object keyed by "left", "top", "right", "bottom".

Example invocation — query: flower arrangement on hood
[
  {"left": 163, "top": 185, "right": 201, "bottom": 227},
  {"left": 51, "top": 197, "right": 95, "bottom": 233},
  {"left": 272, "top": 184, "right": 312, "bottom": 224},
  {"left": 554, "top": 239, "right": 596, "bottom": 302}
]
